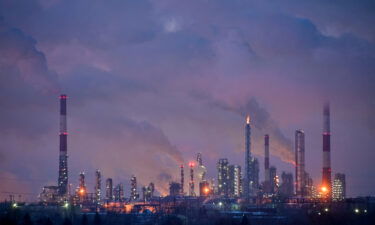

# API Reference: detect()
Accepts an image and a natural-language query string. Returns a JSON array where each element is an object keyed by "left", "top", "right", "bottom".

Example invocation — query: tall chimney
[
  {"left": 189, "top": 162, "right": 195, "bottom": 196},
  {"left": 264, "top": 134, "right": 270, "bottom": 183},
  {"left": 180, "top": 165, "right": 184, "bottom": 196},
  {"left": 322, "top": 103, "right": 332, "bottom": 197},
  {"left": 58, "top": 94, "right": 68, "bottom": 196},
  {"left": 244, "top": 115, "right": 251, "bottom": 197},
  {"left": 295, "top": 130, "right": 305, "bottom": 197}
]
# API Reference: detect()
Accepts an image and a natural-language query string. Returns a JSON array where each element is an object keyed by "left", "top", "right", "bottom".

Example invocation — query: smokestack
[
  {"left": 322, "top": 103, "right": 332, "bottom": 197},
  {"left": 58, "top": 94, "right": 68, "bottom": 196},
  {"left": 264, "top": 135, "right": 270, "bottom": 183},
  {"left": 189, "top": 162, "right": 195, "bottom": 196},
  {"left": 295, "top": 130, "right": 305, "bottom": 196},
  {"left": 244, "top": 115, "right": 251, "bottom": 197},
  {"left": 180, "top": 165, "right": 184, "bottom": 196}
]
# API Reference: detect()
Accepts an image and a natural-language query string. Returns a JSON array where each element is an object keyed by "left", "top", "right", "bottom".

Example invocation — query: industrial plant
[{"left": 1, "top": 95, "right": 373, "bottom": 225}]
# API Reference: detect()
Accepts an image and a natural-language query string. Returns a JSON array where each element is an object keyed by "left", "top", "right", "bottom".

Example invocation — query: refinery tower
[
  {"left": 58, "top": 94, "right": 68, "bottom": 196},
  {"left": 244, "top": 115, "right": 251, "bottom": 197},
  {"left": 322, "top": 103, "right": 332, "bottom": 197}
]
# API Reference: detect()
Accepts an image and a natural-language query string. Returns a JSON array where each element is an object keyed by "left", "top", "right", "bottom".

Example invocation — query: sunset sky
[{"left": 0, "top": 0, "right": 374, "bottom": 200}]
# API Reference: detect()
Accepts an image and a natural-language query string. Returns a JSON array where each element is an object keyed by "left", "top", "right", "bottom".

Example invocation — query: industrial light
[
  {"left": 12, "top": 203, "right": 17, "bottom": 208},
  {"left": 218, "top": 202, "right": 223, "bottom": 206},
  {"left": 354, "top": 208, "right": 360, "bottom": 214},
  {"left": 63, "top": 202, "right": 69, "bottom": 208},
  {"left": 324, "top": 208, "right": 329, "bottom": 212}
]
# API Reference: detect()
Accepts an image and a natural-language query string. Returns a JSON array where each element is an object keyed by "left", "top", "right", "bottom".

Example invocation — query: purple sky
[{"left": 0, "top": 0, "right": 375, "bottom": 200}]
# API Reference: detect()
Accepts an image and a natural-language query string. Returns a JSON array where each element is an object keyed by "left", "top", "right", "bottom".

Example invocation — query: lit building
[
  {"left": 295, "top": 129, "right": 306, "bottom": 197},
  {"left": 94, "top": 170, "right": 101, "bottom": 204},
  {"left": 105, "top": 178, "right": 113, "bottom": 201},
  {"left": 269, "top": 166, "right": 277, "bottom": 194},
  {"left": 142, "top": 182, "right": 155, "bottom": 201},
  {"left": 39, "top": 186, "right": 60, "bottom": 203},
  {"left": 199, "top": 180, "right": 211, "bottom": 196},
  {"left": 249, "top": 157, "right": 259, "bottom": 195},
  {"left": 196, "top": 153, "right": 207, "bottom": 182},
  {"left": 333, "top": 173, "right": 346, "bottom": 201},
  {"left": 149, "top": 182, "right": 155, "bottom": 198},
  {"left": 76, "top": 172, "right": 87, "bottom": 203},
  {"left": 189, "top": 162, "right": 196, "bottom": 196},
  {"left": 130, "top": 175, "right": 139, "bottom": 201},
  {"left": 217, "top": 158, "right": 229, "bottom": 196},
  {"left": 169, "top": 182, "right": 181, "bottom": 196},
  {"left": 279, "top": 172, "right": 294, "bottom": 197},
  {"left": 114, "top": 183, "right": 124, "bottom": 202},
  {"left": 228, "top": 165, "right": 242, "bottom": 197},
  {"left": 304, "top": 172, "right": 314, "bottom": 198}
]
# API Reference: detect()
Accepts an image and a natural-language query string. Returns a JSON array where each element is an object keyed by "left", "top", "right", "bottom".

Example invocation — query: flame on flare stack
[{"left": 246, "top": 115, "right": 250, "bottom": 124}]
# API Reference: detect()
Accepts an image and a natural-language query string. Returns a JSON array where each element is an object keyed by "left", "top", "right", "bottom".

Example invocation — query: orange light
[
  {"left": 204, "top": 187, "right": 210, "bottom": 194},
  {"left": 321, "top": 186, "right": 328, "bottom": 193},
  {"left": 79, "top": 188, "right": 85, "bottom": 195},
  {"left": 246, "top": 115, "right": 250, "bottom": 124}
]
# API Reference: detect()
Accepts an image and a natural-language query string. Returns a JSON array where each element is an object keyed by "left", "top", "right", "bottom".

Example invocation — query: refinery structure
[
  {"left": 35, "top": 95, "right": 350, "bottom": 212},
  {"left": 2, "top": 94, "right": 373, "bottom": 225}
]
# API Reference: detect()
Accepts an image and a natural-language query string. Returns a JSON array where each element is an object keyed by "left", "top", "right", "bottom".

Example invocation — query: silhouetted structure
[
  {"left": 295, "top": 129, "right": 306, "bottom": 197},
  {"left": 58, "top": 94, "right": 68, "bottom": 197},
  {"left": 217, "top": 158, "right": 229, "bottom": 196},
  {"left": 322, "top": 103, "right": 332, "bottom": 198}
]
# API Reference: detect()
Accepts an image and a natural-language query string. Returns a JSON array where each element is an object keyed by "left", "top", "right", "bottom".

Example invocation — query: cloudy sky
[{"left": 0, "top": 0, "right": 374, "bottom": 200}]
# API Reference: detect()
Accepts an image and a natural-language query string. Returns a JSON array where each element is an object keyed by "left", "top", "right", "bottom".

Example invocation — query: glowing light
[
  {"left": 354, "top": 208, "right": 360, "bottom": 214},
  {"left": 324, "top": 208, "right": 329, "bottom": 212},
  {"left": 246, "top": 115, "right": 250, "bottom": 124},
  {"left": 364, "top": 209, "right": 367, "bottom": 213},
  {"left": 321, "top": 186, "right": 328, "bottom": 193},
  {"left": 218, "top": 202, "right": 223, "bottom": 206},
  {"left": 63, "top": 202, "right": 69, "bottom": 208},
  {"left": 79, "top": 188, "right": 85, "bottom": 195},
  {"left": 12, "top": 203, "right": 17, "bottom": 208},
  {"left": 204, "top": 188, "right": 210, "bottom": 194},
  {"left": 189, "top": 162, "right": 195, "bottom": 167}
]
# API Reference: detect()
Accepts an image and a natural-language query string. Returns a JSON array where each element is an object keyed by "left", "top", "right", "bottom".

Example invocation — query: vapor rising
[{"left": 207, "top": 96, "right": 294, "bottom": 164}]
